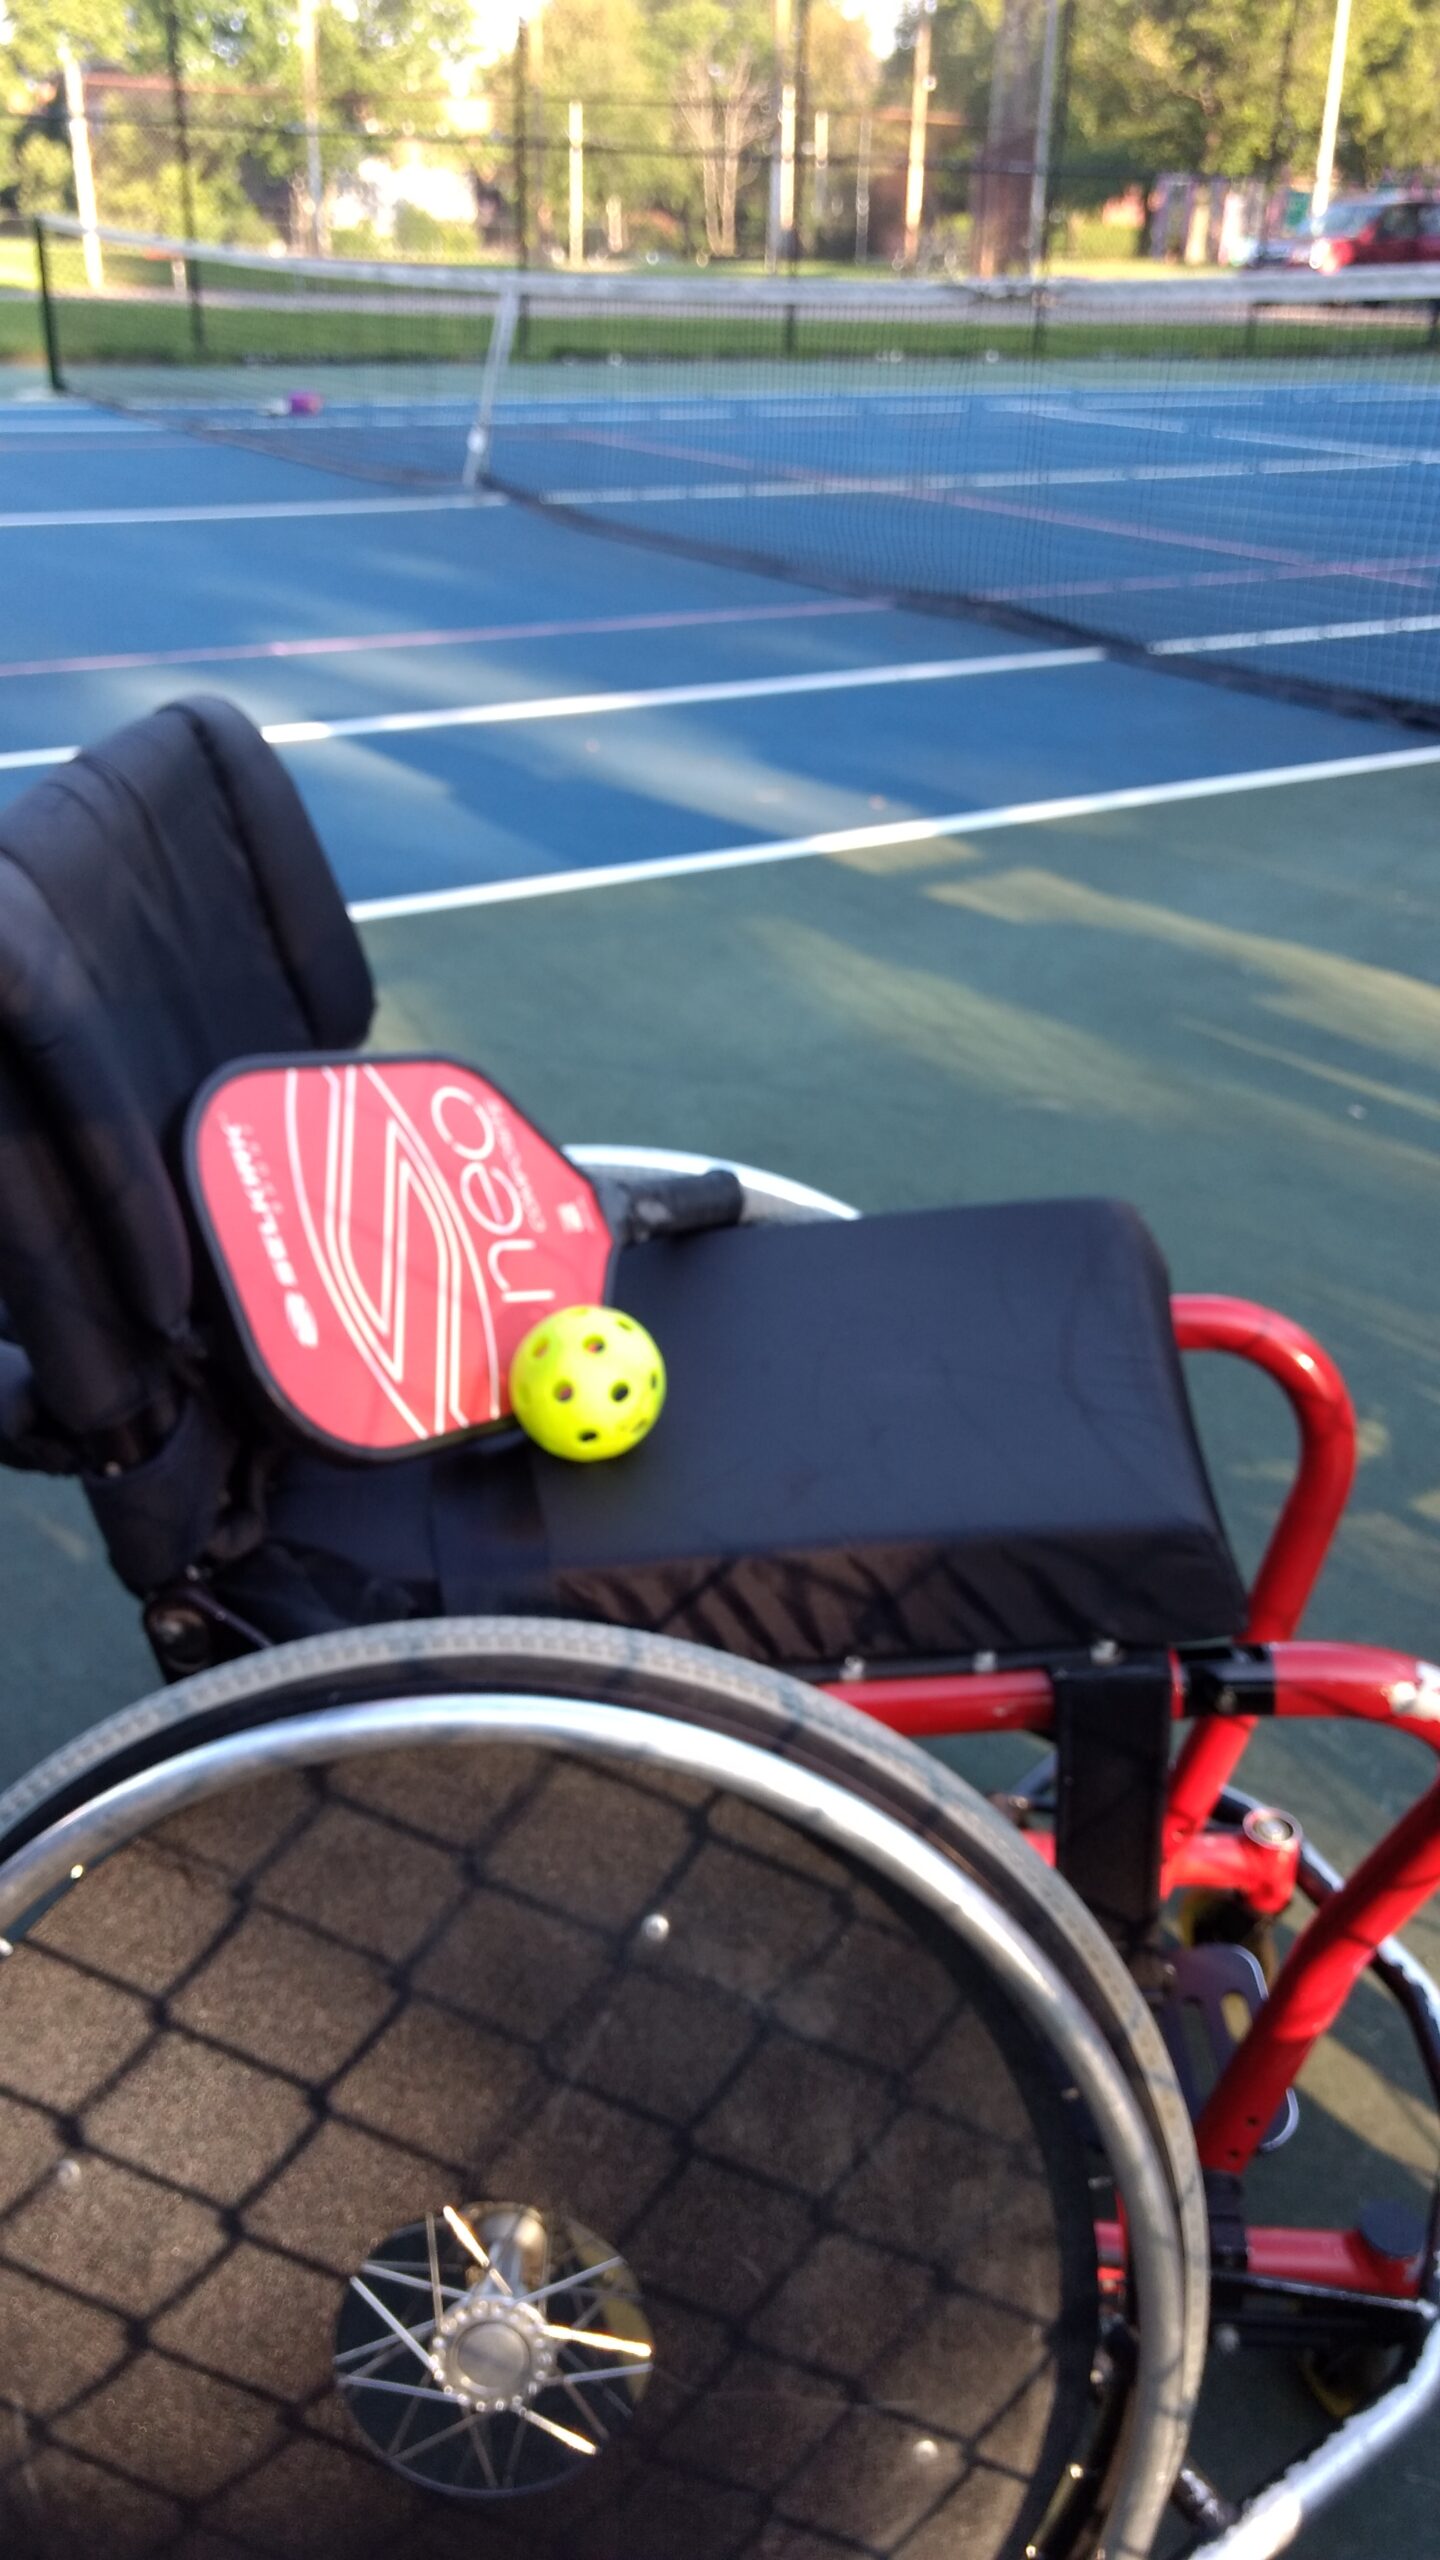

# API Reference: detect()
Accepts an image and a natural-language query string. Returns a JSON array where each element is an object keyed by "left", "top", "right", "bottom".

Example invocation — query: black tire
[{"left": 0, "top": 1621, "right": 1202, "bottom": 2558}]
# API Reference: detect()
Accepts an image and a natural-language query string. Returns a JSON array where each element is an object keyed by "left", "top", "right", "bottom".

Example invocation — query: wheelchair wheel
[{"left": 0, "top": 1622, "right": 1202, "bottom": 2559}]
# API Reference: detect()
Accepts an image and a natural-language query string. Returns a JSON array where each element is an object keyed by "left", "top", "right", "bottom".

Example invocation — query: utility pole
[
  {"left": 903, "top": 2, "right": 935, "bottom": 271},
  {"left": 568, "top": 100, "right": 584, "bottom": 266},
  {"left": 766, "top": 0, "right": 793, "bottom": 273},
  {"left": 1311, "top": 0, "right": 1353, "bottom": 220},
  {"left": 58, "top": 39, "right": 103, "bottom": 289},
  {"left": 1024, "top": 0, "right": 1063, "bottom": 274},
  {"left": 296, "top": 0, "right": 325, "bottom": 254},
  {"left": 159, "top": 0, "right": 203, "bottom": 347},
  {"left": 513, "top": 21, "right": 530, "bottom": 267},
  {"left": 855, "top": 111, "right": 872, "bottom": 262}
]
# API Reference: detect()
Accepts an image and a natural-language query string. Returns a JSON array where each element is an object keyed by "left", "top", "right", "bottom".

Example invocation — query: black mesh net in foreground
[
  {"left": 36, "top": 220, "right": 503, "bottom": 489},
  {"left": 37, "top": 216, "right": 1440, "bottom": 726},
  {"left": 0, "top": 1740, "right": 1097, "bottom": 2556}
]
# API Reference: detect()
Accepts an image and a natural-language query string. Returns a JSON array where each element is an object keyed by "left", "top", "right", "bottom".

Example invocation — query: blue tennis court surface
[
  {"left": 476, "top": 354, "right": 1440, "bottom": 717},
  {"left": 0, "top": 377, "right": 1438, "bottom": 2551},
  {"left": 2, "top": 391, "right": 1438, "bottom": 913}
]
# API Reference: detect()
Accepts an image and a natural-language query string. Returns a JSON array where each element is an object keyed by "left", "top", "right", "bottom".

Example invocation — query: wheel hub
[
  {"left": 434, "top": 2290, "right": 559, "bottom": 2413},
  {"left": 335, "top": 2200, "right": 652, "bottom": 2499}
]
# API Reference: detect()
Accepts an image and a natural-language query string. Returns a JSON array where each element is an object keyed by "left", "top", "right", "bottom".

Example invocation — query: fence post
[
  {"left": 57, "top": 41, "right": 104, "bottom": 290},
  {"left": 297, "top": 0, "right": 325, "bottom": 253},
  {"left": 568, "top": 100, "right": 584, "bottom": 267},
  {"left": 790, "top": 0, "right": 811, "bottom": 272},
  {"left": 161, "top": 0, "right": 205, "bottom": 353},
  {"left": 33, "top": 220, "right": 65, "bottom": 393},
  {"left": 514, "top": 24, "right": 531, "bottom": 269},
  {"left": 766, "top": 0, "right": 791, "bottom": 273},
  {"left": 1025, "top": 0, "right": 1063, "bottom": 275},
  {"left": 903, "top": 5, "right": 934, "bottom": 270}
]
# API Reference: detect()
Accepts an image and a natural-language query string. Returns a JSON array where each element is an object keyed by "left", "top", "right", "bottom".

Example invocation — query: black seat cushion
[{"left": 250, "top": 1197, "right": 1246, "bottom": 1667}]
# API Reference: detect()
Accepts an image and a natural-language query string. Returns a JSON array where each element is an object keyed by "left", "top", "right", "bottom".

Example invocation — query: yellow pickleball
[{"left": 509, "top": 1305, "right": 666, "bottom": 1461}]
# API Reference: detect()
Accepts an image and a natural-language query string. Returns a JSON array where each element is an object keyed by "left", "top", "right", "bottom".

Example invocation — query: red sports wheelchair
[{"left": 0, "top": 699, "right": 1433, "bottom": 2559}]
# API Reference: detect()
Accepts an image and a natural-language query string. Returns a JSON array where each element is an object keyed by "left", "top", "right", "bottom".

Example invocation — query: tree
[
  {"left": 672, "top": 43, "right": 768, "bottom": 254},
  {"left": 0, "top": 0, "right": 480, "bottom": 247},
  {"left": 523, "top": 0, "right": 665, "bottom": 255},
  {"left": 640, "top": 0, "right": 771, "bottom": 255}
]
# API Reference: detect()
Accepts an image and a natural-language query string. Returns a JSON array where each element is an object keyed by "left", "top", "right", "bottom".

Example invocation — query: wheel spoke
[
  {"left": 348, "top": 2273, "right": 441, "bottom": 2375},
  {"left": 520, "top": 2255, "right": 623, "bottom": 2308},
  {"left": 556, "top": 2359, "right": 654, "bottom": 2388},
  {"left": 520, "top": 2405, "right": 599, "bottom": 2458},
  {"left": 398, "top": 2404, "right": 498, "bottom": 2466},
  {"left": 557, "top": 2371, "right": 611, "bottom": 2442},
  {"left": 426, "top": 2211, "right": 446, "bottom": 2331},
  {"left": 360, "top": 2257, "right": 464, "bottom": 2304},
  {"left": 548, "top": 2355, "right": 645, "bottom": 2396},
  {"left": 335, "top": 2320, "right": 438, "bottom": 2379},
  {"left": 443, "top": 2202, "right": 514, "bottom": 2296},
  {"left": 545, "top": 2322, "right": 651, "bottom": 2359},
  {"left": 387, "top": 2386, "right": 426, "bottom": 2464},
  {"left": 464, "top": 2409, "right": 501, "bottom": 2490},
  {"left": 336, "top": 2372, "right": 455, "bottom": 2404}
]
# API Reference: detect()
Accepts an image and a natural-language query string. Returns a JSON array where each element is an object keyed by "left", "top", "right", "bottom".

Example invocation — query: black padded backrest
[{"left": 0, "top": 697, "right": 374, "bottom": 1454}]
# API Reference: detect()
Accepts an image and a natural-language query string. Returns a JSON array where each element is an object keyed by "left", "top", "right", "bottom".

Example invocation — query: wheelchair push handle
[{"left": 598, "top": 1166, "right": 746, "bottom": 1246}]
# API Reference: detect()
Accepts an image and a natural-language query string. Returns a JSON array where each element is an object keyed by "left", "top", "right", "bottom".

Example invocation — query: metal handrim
[{"left": 0, "top": 1689, "right": 1193, "bottom": 2557}]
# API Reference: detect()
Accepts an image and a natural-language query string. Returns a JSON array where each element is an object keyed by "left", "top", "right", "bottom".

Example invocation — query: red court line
[
  {"left": 913, "top": 481, "right": 1433, "bottom": 590},
  {"left": 547, "top": 416, "right": 1434, "bottom": 594},
  {"left": 0, "top": 594, "right": 889, "bottom": 683}
]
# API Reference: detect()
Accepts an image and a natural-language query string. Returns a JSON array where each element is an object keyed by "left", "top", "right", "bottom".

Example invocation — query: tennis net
[{"left": 36, "top": 215, "right": 1440, "bottom": 726}]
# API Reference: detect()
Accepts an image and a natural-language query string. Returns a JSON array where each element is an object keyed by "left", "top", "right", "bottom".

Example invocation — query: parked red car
[{"left": 1308, "top": 190, "right": 1440, "bottom": 268}]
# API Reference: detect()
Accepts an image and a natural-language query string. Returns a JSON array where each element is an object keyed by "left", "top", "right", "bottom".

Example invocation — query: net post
[
  {"left": 1429, "top": 300, "right": 1440, "bottom": 353},
  {"left": 33, "top": 218, "right": 65, "bottom": 394},
  {"left": 463, "top": 283, "right": 521, "bottom": 490},
  {"left": 1031, "top": 282, "right": 1046, "bottom": 362},
  {"left": 783, "top": 298, "right": 799, "bottom": 358}
]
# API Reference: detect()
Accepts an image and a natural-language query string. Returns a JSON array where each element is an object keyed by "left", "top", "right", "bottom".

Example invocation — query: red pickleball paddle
[{"left": 188, "top": 1055, "right": 741, "bottom": 1459}]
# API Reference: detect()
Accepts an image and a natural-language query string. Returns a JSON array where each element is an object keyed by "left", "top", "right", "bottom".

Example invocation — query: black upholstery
[
  {"left": 0, "top": 698, "right": 1246, "bottom": 1667},
  {"left": 0, "top": 699, "right": 372, "bottom": 1580},
  {"left": 258, "top": 1199, "right": 1248, "bottom": 1664}
]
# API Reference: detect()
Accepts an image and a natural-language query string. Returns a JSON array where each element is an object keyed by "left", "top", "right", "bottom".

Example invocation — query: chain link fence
[{"left": 5, "top": 60, "right": 1426, "bottom": 298}]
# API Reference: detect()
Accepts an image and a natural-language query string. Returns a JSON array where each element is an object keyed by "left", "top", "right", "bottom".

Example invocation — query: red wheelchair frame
[{"left": 825, "top": 1296, "right": 1440, "bottom": 2367}]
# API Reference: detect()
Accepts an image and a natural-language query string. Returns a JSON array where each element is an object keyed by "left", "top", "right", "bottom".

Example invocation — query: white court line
[
  {"left": 537, "top": 450, "right": 1438, "bottom": 510},
  {"left": 997, "top": 399, "right": 1187, "bottom": 433},
  {"left": 0, "top": 646, "right": 1102, "bottom": 771},
  {"left": 1154, "top": 611, "right": 1440, "bottom": 655},
  {"left": 0, "top": 413, "right": 161, "bottom": 434},
  {"left": 0, "top": 493, "right": 501, "bottom": 531},
  {"left": 1217, "top": 425, "right": 1440, "bottom": 462},
  {"left": 349, "top": 743, "right": 1440, "bottom": 924},
  {"left": 266, "top": 648, "right": 1098, "bottom": 747}
]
